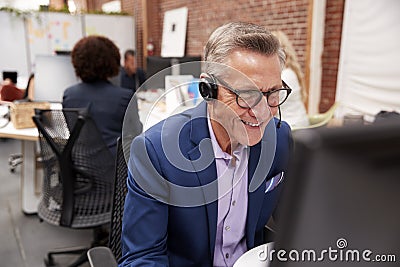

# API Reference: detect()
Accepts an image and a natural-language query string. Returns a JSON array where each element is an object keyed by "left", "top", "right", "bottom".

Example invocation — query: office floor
[{"left": 0, "top": 138, "right": 92, "bottom": 267}]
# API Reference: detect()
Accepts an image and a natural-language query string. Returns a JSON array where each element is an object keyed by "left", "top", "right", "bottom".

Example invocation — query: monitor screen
[
  {"left": 144, "top": 56, "right": 201, "bottom": 90},
  {"left": 146, "top": 56, "right": 173, "bottom": 81},
  {"left": 2, "top": 71, "right": 18, "bottom": 84},
  {"left": 34, "top": 55, "right": 79, "bottom": 102},
  {"left": 271, "top": 122, "right": 400, "bottom": 267},
  {"left": 54, "top": 50, "right": 72, "bottom": 56}
]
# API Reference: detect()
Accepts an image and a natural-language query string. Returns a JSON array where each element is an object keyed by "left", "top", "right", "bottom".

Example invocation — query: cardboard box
[{"left": 10, "top": 101, "right": 50, "bottom": 129}]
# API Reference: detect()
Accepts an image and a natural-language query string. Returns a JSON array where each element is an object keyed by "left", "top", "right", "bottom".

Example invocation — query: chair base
[
  {"left": 43, "top": 226, "right": 109, "bottom": 267},
  {"left": 44, "top": 246, "right": 88, "bottom": 267},
  {"left": 8, "top": 153, "right": 22, "bottom": 173},
  {"left": 8, "top": 152, "right": 42, "bottom": 173}
]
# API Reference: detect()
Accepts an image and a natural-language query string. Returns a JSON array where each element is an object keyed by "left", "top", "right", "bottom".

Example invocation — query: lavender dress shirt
[{"left": 207, "top": 118, "right": 249, "bottom": 266}]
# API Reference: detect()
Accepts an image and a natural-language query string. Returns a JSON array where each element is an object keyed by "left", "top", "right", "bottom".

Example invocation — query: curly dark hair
[{"left": 71, "top": 35, "right": 121, "bottom": 82}]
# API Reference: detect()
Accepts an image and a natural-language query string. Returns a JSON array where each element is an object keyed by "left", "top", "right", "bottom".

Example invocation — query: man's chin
[{"left": 238, "top": 133, "right": 263, "bottom": 147}]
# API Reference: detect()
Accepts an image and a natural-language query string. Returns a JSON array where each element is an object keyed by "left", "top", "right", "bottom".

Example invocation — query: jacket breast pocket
[{"left": 265, "top": 172, "right": 284, "bottom": 193}]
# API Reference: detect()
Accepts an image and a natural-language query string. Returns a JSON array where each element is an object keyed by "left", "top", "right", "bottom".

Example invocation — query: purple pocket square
[{"left": 265, "top": 172, "right": 284, "bottom": 193}]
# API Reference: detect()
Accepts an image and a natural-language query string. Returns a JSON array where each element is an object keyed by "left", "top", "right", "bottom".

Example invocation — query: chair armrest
[
  {"left": 87, "top": 246, "right": 118, "bottom": 267},
  {"left": 308, "top": 113, "right": 328, "bottom": 125}
]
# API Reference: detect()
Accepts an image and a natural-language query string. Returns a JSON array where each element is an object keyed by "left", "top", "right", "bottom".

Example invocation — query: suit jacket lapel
[{"left": 187, "top": 102, "right": 218, "bottom": 260}]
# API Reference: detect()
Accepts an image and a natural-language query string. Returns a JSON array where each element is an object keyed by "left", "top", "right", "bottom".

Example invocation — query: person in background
[
  {"left": 272, "top": 30, "right": 309, "bottom": 128},
  {"left": 120, "top": 49, "right": 146, "bottom": 93},
  {"left": 0, "top": 72, "right": 25, "bottom": 102},
  {"left": 119, "top": 22, "right": 292, "bottom": 267},
  {"left": 62, "top": 36, "right": 142, "bottom": 156}
]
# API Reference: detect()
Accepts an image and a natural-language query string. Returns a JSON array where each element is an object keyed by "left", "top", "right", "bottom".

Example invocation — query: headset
[{"left": 198, "top": 73, "right": 218, "bottom": 100}]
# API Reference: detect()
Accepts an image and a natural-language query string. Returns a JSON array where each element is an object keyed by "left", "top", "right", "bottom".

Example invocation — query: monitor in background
[
  {"left": 175, "top": 56, "right": 202, "bottom": 77},
  {"left": 2, "top": 71, "right": 18, "bottom": 84},
  {"left": 144, "top": 56, "right": 201, "bottom": 90},
  {"left": 272, "top": 122, "right": 400, "bottom": 267},
  {"left": 146, "top": 56, "right": 173, "bottom": 80},
  {"left": 54, "top": 50, "right": 72, "bottom": 56},
  {"left": 34, "top": 55, "right": 78, "bottom": 102}
]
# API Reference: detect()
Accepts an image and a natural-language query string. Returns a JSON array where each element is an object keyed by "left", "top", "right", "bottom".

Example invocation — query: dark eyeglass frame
[{"left": 213, "top": 75, "right": 292, "bottom": 108}]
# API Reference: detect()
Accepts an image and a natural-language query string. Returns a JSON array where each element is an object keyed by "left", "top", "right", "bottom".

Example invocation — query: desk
[
  {"left": 137, "top": 89, "right": 201, "bottom": 131},
  {"left": 0, "top": 122, "right": 40, "bottom": 214}
]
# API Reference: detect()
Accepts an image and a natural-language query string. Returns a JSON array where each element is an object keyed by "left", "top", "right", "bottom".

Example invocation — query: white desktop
[{"left": 34, "top": 54, "right": 79, "bottom": 102}]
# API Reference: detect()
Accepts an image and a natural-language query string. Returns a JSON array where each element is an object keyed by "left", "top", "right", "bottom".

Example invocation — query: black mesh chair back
[
  {"left": 33, "top": 108, "right": 115, "bottom": 228},
  {"left": 108, "top": 137, "right": 128, "bottom": 261},
  {"left": 33, "top": 108, "right": 116, "bottom": 266}
]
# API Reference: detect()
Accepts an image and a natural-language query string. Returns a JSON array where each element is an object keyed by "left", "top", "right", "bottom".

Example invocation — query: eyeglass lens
[{"left": 237, "top": 89, "right": 289, "bottom": 108}]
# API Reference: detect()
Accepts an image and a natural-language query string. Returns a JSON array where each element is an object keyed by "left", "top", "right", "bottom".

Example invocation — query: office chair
[
  {"left": 33, "top": 108, "right": 115, "bottom": 267},
  {"left": 87, "top": 137, "right": 128, "bottom": 267},
  {"left": 108, "top": 137, "right": 129, "bottom": 261},
  {"left": 291, "top": 102, "right": 338, "bottom": 131},
  {"left": 8, "top": 73, "right": 35, "bottom": 173}
]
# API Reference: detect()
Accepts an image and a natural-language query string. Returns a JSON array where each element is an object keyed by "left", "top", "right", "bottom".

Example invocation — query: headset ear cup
[
  {"left": 199, "top": 78, "right": 212, "bottom": 99},
  {"left": 199, "top": 76, "right": 218, "bottom": 100}
]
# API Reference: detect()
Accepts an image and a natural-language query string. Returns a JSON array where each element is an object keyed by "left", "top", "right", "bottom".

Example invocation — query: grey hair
[{"left": 204, "top": 22, "right": 286, "bottom": 75}]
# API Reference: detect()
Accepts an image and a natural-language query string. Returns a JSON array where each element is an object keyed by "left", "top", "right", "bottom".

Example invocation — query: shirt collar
[{"left": 206, "top": 111, "right": 247, "bottom": 161}]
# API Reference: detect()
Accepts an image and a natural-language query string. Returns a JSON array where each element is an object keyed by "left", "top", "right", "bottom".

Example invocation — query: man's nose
[{"left": 249, "top": 101, "right": 273, "bottom": 121}]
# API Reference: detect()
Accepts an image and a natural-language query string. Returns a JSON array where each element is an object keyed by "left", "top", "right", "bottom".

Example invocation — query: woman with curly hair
[{"left": 63, "top": 35, "right": 142, "bottom": 155}]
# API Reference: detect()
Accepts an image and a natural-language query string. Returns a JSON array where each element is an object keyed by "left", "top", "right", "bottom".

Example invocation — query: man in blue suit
[{"left": 120, "top": 22, "right": 292, "bottom": 267}]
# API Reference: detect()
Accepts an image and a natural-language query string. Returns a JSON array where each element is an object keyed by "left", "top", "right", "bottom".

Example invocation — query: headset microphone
[{"left": 277, "top": 106, "right": 282, "bottom": 129}]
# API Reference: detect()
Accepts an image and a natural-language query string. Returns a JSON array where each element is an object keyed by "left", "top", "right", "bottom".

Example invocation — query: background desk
[{"left": 0, "top": 122, "right": 40, "bottom": 214}]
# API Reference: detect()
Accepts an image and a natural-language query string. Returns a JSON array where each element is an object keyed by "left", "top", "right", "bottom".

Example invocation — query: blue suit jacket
[
  {"left": 120, "top": 101, "right": 292, "bottom": 267},
  {"left": 62, "top": 80, "right": 141, "bottom": 156}
]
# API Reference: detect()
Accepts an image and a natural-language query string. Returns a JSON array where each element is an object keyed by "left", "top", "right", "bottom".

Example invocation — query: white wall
[
  {"left": 0, "top": 11, "right": 135, "bottom": 87},
  {"left": 336, "top": 0, "right": 400, "bottom": 120},
  {"left": 0, "top": 11, "right": 29, "bottom": 82}
]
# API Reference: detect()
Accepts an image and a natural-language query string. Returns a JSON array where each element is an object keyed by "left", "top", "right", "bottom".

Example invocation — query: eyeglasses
[{"left": 214, "top": 76, "right": 292, "bottom": 109}]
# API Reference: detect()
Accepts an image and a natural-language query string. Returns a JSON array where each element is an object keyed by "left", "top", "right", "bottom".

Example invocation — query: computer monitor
[
  {"left": 144, "top": 56, "right": 201, "bottom": 90},
  {"left": 174, "top": 56, "right": 202, "bottom": 77},
  {"left": 146, "top": 57, "right": 173, "bottom": 79},
  {"left": 54, "top": 50, "right": 72, "bottom": 56},
  {"left": 272, "top": 122, "right": 400, "bottom": 267},
  {"left": 2, "top": 71, "right": 18, "bottom": 84},
  {"left": 34, "top": 55, "right": 79, "bottom": 102}
]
